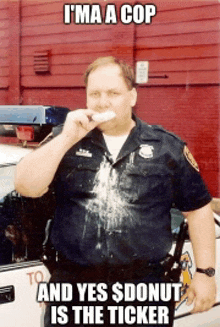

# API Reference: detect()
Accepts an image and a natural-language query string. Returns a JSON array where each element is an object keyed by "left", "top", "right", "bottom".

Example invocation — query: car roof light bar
[{"left": 0, "top": 105, "right": 69, "bottom": 126}]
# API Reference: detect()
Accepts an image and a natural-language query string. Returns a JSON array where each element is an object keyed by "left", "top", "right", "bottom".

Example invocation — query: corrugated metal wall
[{"left": 0, "top": 0, "right": 219, "bottom": 196}]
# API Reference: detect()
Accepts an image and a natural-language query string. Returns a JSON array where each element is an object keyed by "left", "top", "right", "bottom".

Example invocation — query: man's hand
[
  {"left": 186, "top": 272, "right": 216, "bottom": 313},
  {"left": 182, "top": 204, "right": 216, "bottom": 313},
  {"left": 61, "top": 109, "right": 100, "bottom": 149}
]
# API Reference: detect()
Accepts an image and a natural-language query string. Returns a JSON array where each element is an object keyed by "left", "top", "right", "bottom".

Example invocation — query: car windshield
[
  {"left": 0, "top": 145, "right": 32, "bottom": 204},
  {"left": 0, "top": 165, "right": 16, "bottom": 203}
]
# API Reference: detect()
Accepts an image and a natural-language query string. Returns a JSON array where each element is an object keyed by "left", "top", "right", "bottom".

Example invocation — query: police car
[{"left": 0, "top": 106, "right": 219, "bottom": 327}]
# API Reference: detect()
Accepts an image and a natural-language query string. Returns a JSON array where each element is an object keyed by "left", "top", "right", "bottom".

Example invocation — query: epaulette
[{"left": 150, "top": 124, "right": 184, "bottom": 144}]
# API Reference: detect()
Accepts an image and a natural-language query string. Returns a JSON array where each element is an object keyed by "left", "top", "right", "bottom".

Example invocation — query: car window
[
  {"left": 0, "top": 173, "right": 56, "bottom": 265},
  {"left": 0, "top": 146, "right": 56, "bottom": 266},
  {"left": 170, "top": 208, "right": 187, "bottom": 241},
  {"left": 0, "top": 165, "right": 16, "bottom": 201}
]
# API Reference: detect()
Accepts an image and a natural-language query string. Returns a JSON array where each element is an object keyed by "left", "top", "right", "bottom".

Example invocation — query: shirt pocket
[
  {"left": 58, "top": 158, "right": 100, "bottom": 196},
  {"left": 119, "top": 163, "right": 173, "bottom": 204}
]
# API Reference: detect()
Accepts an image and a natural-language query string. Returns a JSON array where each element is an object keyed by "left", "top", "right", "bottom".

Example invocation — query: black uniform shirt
[{"left": 50, "top": 116, "right": 211, "bottom": 266}]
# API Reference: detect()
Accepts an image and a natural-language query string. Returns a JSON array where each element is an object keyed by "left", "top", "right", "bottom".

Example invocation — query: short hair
[{"left": 84, "top": 56, "right": 135, "bottom": 90}]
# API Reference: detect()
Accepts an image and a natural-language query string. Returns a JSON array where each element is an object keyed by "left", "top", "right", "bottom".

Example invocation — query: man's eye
[
  {"left": 90, "top": 92, "right": 99, "bottom": 97},
  {"left": 109, "top": 91, "right": 120, "bottom": 96}
]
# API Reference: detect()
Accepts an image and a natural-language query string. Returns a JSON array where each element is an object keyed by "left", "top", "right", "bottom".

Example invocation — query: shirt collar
[
  {"left": 85, "top": 114, "right": 159, "bottom": 140},
  {"left": 84, "top": 114, "right": 161, "bottom": 159}
]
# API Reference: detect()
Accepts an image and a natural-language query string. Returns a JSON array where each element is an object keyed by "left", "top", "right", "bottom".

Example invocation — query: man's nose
[{"left": 98, "top": 93, "right": 110, "bottom": 108}]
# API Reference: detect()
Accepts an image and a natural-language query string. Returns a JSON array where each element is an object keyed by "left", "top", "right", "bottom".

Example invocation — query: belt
[{"left": 55, "top": 254, "right": 169, "bottom": 282}]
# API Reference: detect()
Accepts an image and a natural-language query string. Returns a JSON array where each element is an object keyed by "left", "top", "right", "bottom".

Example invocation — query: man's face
[{"left": 86, "top": 64, "right": 137, "bottom": 134}]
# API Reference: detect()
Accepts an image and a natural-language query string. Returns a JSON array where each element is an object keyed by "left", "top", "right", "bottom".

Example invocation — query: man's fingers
[
  {"left": 191, "top": 298, "right": 205, "bottom": 313},
  {"left": 190, "top": 294, "right": 216, "bottom": 313},
  {"left": 191, "top": 299, "right": 214, "bottom": 313},
  {"left": 186, "top": 288, "right": 195, "bottom": 306},
  {"left": 75, "top": 113, "right": 91, "bottom": 131},
  {"left": 180, "top": 292, "right": 188, "bottom": 304},
  {"left": 67, "top": 109, "right": 98, "bottom": 131},
  {"left": 186, "top": 280, "right": 216, "bottom": 314}
]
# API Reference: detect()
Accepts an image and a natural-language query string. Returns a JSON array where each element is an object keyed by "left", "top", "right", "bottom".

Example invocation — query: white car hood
[
  {"left": 0, "top": 144, "right": 32, "bottom": 165},
  {"left": 0, "top": 144, "right": 32, "bottom": 201}
]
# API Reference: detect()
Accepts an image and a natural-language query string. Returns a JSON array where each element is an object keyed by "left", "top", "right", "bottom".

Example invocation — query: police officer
[{"left": 15, "top": 57, "right": 216, "bottom": 326}]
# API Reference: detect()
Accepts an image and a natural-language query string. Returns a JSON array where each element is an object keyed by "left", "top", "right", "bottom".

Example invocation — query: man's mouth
[{"left": 91, "top": 111, "right": 116, "bottom": 122}]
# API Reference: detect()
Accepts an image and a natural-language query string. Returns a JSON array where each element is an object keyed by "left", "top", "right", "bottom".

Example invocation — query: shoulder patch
[{"left": 183, "top": 146, "right": 199, "bottom": 172}]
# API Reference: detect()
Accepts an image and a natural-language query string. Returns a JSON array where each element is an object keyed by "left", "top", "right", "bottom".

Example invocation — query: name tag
[{"left": 76, "top": 149, "right": 92, "bottom": 158}]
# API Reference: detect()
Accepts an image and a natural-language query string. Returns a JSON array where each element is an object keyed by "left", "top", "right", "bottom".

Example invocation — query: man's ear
[{"left": 130, "top": 88, "right": 137, "bottom": 107}]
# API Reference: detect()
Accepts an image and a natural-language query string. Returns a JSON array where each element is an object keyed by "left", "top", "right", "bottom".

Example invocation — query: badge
[
  {"left": 139, "top": 144, "right": 154, "bottom": 159},
  {"left": 76, "top": 149, "right": 92, "bottom": 158},
  {"left": 183, "top": 146, "right": 199, "bottom": 172}
]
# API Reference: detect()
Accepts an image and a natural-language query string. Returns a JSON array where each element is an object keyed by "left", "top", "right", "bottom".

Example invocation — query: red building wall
[
  {"left": 0, "top": 1, "right": 9, "bottom": 104},
  {"left": 1, "top": 0, "right": 220, "bottom": 196},
  {"left": 134, "top": 1, "right": 220, "bottom": 197}
]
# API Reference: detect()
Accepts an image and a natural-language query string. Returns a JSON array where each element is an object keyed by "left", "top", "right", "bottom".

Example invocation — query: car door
[{"left": 0, "top": 145, "right": 51, "bottom": 327}]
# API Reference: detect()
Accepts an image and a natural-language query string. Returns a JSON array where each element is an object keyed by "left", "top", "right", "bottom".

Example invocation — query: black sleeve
[{"left": 173, "top": 145, "right": 212, "bottom": 212}]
